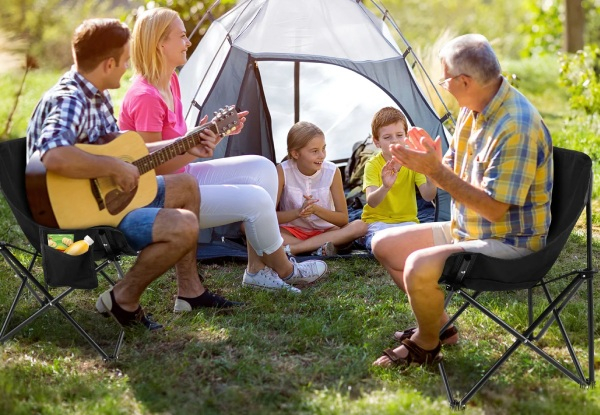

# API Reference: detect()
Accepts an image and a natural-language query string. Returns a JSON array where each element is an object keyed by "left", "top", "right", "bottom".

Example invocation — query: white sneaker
[
  {"left": 242, "top": 267, "right": 301, "bottom": 294},
  {"left": 284, "top": 257, "right": 328, "bottom": 286}
]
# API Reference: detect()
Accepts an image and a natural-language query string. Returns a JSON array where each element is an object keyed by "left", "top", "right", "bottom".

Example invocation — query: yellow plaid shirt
[{"left": 443, "top": 77, "right": 553, "bottom": 251}]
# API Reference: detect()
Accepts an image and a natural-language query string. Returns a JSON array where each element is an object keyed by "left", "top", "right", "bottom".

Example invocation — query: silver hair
[{"left": 439, "top": 34, "right": 501, "bottom": 85}]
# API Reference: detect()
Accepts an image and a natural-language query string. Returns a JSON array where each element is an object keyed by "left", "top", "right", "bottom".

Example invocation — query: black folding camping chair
[
  {"left": 0, "top": 138, "right": 137, "bottom": 360},
  {"left": 437, "top": 147, "right": 596, "bottom": 409}
]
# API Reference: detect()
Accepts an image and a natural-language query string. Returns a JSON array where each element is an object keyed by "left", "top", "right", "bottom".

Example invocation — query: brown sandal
[
  {"left": 381, "top": 339, "right": 443, "bottom": 367},
  {"left": 393, "top": 326, "right": 458, "bottom": 344}
]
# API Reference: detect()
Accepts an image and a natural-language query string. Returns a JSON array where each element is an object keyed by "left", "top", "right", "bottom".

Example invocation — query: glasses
[{"left": 438, "top": 74, "right": 467, "bottom": 89}]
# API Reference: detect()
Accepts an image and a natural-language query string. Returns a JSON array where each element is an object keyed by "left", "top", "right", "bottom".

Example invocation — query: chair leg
[
  {"left": 1, "top": 244, "right": 51, "bottom": 339},
  {"left": 1, "top": 277, "right": 29, "bottom": 339},
  {"left": 441, "top": 289, "right": 482, "bottom": 332},
  {"left": 439, "top": 276, "right": 593, "bottom": 408},
  {"left": 584, "top": 196, "right": 596, "bottom": 387},
  {"left": 51, "top": 299, "right": 124, "bottom": 361},
  {"left": 586, "top": 275, "right": 595, "bottom": 387},
  {"left": 1, "top": 243, "right": 124, "bottom": 361}
]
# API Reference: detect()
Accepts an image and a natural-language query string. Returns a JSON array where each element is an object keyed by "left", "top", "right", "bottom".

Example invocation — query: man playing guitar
[{"left": 26, "top": 18, "right": 246, "bottom": 330}]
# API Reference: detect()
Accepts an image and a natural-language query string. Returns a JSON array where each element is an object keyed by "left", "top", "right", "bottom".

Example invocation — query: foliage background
[
  {"left": 1, "top": 0, "right": 600, "bottom": 194},
  {"left": 0, "top": 0, "right": 599, "bottom": 71}
]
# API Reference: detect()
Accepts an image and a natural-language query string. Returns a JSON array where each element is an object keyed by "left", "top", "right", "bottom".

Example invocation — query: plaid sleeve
[{"left": 36, "top": 94, "right": 86, "bottom": 158}]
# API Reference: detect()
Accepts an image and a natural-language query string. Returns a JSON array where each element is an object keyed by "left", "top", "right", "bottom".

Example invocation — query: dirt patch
[
  {"left": 0, "top": 30, "right": 26, "bottom": 75},
  {"left": 0, "top": 51, "right": 23, "bottom": 74}
]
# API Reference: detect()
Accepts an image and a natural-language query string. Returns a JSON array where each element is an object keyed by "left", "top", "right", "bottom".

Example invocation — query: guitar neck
[{"left": 133, "top": 122, "right": 217, "bottom": 174}]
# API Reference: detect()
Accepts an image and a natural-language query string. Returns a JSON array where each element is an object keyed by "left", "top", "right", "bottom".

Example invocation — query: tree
[
  {"left": 0, "top": 0, "right": 129, "bottom": 69},
  {"left": 565, "top": 0, "right": 585, "bottom": 52},
  {"left": 129, "top": 0, "right": 238, "bottom": 58}
]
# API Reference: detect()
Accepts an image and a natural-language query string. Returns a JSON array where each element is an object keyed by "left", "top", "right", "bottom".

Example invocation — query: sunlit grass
[{"left": 1, "top": 188, "right": 599, "bottom": 415}]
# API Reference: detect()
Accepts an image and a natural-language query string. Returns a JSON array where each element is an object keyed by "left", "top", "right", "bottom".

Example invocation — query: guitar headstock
[{"left": 212, "top": 105, "right": 239, "bottom": 137}]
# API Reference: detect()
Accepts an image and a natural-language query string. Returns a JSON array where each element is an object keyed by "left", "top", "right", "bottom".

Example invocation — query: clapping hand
[
  {"left": 381, "top": 159, "right": 401, "bottom": 189},
  {"left": 390, "top": 126, "right": 443, "bottom": 177},
  {"left": 298, "top": 195, "right": 319, "bottom": 217}
]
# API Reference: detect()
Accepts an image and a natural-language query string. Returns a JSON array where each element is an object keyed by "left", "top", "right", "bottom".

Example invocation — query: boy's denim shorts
[{"left": 117, "top": 176, "right": 166, "bottom": 251}]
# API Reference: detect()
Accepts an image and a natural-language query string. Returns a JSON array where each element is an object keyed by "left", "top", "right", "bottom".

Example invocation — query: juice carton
[{"left": 47, "top": 234, "right": 75, "bottom": 251}]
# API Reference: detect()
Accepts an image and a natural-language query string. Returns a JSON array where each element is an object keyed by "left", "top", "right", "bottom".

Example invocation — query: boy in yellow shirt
[{"left": 361, "top": 107, "right": 437, "bottom": 251}]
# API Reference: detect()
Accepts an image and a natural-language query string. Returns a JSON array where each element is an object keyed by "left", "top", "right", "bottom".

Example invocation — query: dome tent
[{"left": 178, "top": 0, "right": 453, "bottom": 257}]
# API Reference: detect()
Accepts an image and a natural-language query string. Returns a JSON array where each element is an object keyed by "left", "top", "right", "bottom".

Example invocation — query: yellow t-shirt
[{"left": 361, "top": 152, "right": 426, "bottom": 224}]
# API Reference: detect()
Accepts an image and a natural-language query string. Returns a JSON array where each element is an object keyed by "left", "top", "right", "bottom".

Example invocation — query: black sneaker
[{"left": 173, "top": 289, "right": 243, "bottom": 312}]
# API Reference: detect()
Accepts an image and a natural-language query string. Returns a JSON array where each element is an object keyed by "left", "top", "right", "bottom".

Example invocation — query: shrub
[{"left": 558, "top": 45, "right": 600, "bottom": 115}]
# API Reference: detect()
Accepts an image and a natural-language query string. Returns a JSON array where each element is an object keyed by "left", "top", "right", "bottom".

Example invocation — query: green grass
[
  {"left": 2, "top": 58, "right": 600, "bottom": 414},
  {"left": 1, "top": 209, "right": 599, "bottom": 414}
]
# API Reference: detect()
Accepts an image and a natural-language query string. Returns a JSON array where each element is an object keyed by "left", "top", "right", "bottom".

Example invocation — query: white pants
[{"left": 184, "top": 155, "right": 283, "bottom": 256}]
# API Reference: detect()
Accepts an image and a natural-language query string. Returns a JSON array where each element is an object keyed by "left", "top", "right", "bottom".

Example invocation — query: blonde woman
[{"left": 119, "top": 8, "right": 328, "bottom": 302}]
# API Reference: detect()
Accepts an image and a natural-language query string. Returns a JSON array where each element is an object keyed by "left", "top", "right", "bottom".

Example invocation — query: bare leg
[
  {"left": 371, "top": 224, "right": 434, "bottom": 291},
  {"left": 161, "top": 174, "right": 204, "bottom": 299},
  {"left": 112, "top": 174, "right": 202, "bottom": 311},
  {"left": 247, "top": 245, "right": 294, "bottom": 277},
  {"left": 284, "top": 220, "right": 368, "bottom": 255},
  {"left": 372, "top": 225, "right": 463, "bottom": 366}
]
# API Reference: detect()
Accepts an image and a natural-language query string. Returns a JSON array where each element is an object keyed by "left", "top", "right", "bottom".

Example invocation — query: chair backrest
[
  {"left": 0, "top": 138, "right": 43, "bottom": 250},
  {"left": 547, "top": 147, "right": 592, "bottom": 243},
  {"left": 441, "top": 146, "right": 592, "bottom": 291}
]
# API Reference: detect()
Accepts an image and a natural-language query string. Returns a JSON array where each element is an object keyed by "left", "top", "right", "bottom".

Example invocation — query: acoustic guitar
[{"left": 26, "top": 106, "right": 239, "bottom": 229}]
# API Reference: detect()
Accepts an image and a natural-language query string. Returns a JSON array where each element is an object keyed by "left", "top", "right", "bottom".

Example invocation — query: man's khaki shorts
[{"left": 431, "top": 222, "right": 533, "bottom": 260}]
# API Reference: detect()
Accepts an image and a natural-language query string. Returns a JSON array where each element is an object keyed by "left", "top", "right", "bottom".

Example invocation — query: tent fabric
[{"left": 179, "top": 0, "right": 452, "bottom": 253}]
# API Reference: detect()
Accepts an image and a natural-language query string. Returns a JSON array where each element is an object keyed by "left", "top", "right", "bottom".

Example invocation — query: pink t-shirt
[
  {"left": 119, "top": 72, "right": 187, "bottom": 141},
  {"left": 119, "top": 72, "right": 187, "bottom": 173}
]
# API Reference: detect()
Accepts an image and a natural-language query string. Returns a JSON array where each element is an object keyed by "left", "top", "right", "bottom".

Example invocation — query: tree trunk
[{"left": 565, "top": 0, "right": 585, "bottom": 52}]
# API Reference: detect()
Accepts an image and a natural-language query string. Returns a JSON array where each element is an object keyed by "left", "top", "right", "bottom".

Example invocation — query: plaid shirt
[
  {"left": 443, "top": 77, "right": 553, "bottom": 251},
  {"left": 26, "top": 69, "right": 119, "bottom": 159}
]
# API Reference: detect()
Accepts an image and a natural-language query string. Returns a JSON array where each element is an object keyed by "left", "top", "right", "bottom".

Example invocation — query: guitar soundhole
[{"left": 105, "top": 188, "right": 138, "bottom": 215}]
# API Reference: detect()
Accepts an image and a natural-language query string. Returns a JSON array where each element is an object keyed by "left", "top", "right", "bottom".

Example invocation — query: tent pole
[
  {"left": 189, "top": 0, "right": 221, "bottom": 41},
  {"left": 294, "top": 61, "right": 300, "bottom": 123}
]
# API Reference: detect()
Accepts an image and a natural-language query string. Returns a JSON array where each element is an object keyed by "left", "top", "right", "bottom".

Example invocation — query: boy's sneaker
[
  {"left": 283, "top": 257, "right": 328, "bottom": 287},
  {"left": 242, "top": 267, "right": 301, "bottom": 294}
]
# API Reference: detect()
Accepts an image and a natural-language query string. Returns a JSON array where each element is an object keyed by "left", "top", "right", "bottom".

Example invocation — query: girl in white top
[{"left": 276, "top": 122, "right": 367, "bottom": 256}]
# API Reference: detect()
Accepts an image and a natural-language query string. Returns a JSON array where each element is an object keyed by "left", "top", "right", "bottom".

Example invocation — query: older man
[{"left": 372, "top": 34, "right": 553, "bottom": 367}]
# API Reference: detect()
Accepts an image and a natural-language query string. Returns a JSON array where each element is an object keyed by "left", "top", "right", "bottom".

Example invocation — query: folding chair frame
[
  {"left": 0, "top": 137, "right": 139, "bottom": 361},
  {"left": 437, "top": 186, "right": 596, "bottom": 410},
  {"left": 0, "top": 240, "right": 126, "bottom": 361}
]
